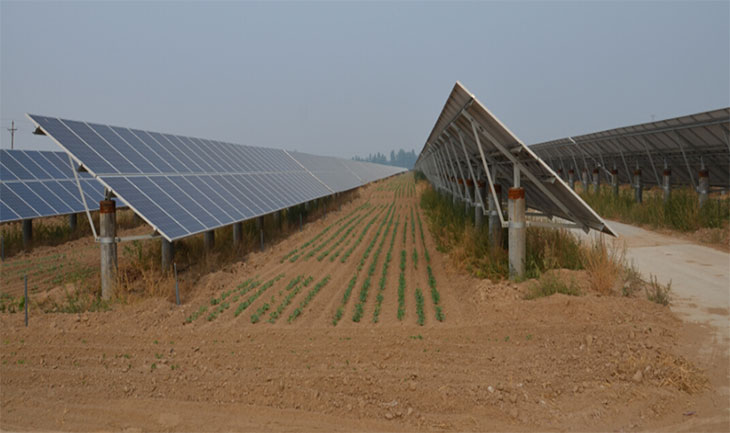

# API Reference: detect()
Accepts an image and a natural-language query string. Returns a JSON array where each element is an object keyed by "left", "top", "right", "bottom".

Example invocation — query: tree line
[{"left": 352, "top": 149, "right": 417, "bottom": 169}]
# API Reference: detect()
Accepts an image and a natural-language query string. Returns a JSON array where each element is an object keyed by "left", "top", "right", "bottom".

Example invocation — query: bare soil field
[{"left": 1, "top": 174, "right": 728, "bottom": 432}]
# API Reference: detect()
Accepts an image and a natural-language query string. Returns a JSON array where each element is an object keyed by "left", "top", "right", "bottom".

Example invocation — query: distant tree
[{"left": 352, "top": 148, "right": 417, "bottom": 169}]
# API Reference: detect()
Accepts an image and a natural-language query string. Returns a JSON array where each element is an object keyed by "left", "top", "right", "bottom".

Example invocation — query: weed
[{"left": 645, "top": 275, "right": 671, "bottom": 306}]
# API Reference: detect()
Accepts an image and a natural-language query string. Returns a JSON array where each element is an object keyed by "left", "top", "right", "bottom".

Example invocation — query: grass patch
[
  {"left": 524, "top": 272, "right": 580, "bottom": 299},
  {"left": 420, "top": 185, "right": 583, "bottom": 280},
  {"left": 581, "top": 186, "right": 729, "bottom": 232}
]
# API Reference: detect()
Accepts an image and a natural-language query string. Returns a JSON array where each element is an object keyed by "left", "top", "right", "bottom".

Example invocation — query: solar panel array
[
  {"left": 0, "top": 149, "right": 105, "bottom": 223},
  {"left": 27, "top": 114, "right": 404, "bottom": 241},
  {"left": 415, "top": 82, "right": 616, "bottom": 236},
  {"left": 530, "top": 108, "right": 730, "bottom": 189}
]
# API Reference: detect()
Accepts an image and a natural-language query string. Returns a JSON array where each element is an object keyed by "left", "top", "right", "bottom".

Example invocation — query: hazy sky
[{"left": 1, "top": 1, "right": 728, "bottom": 159}]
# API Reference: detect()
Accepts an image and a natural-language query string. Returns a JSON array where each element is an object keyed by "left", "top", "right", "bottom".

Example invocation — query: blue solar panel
[
  {"left": 0, "top": 149, "right": 108, "bottom": 223},
  {"left": 27, "top": 114, "right": 406, "bottom": 241}
]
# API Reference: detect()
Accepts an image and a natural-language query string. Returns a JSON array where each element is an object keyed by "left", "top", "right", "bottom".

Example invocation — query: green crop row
[
  {"left": 316, "top": 205, "right": 380, "bottom": 261},
  {"left": 212, "top": 278, "right": 253, "bottom": 306},
  {"left": 187, "top": 278, "right": 257, "bottom": 323},
  {"left": 250, "top": 297, "right": 273, "bottom": 323},
  {"left": 184, "top": 305, "right": 208, "bottom": 324},
  {"left": 411, "top": 206, "right": 416, "bottom": 243},
  {"left": 305, "top": 205, "right": 375, "bottom": 261},
  {"left": 402, "top": 217, "right": 408, "bottom": 245},
  {"left": 415, "top": 209, "right": 430, "bottom": 264},
  {"left": 288, "top": 275, "right": 331, "bottom": 323},
  {"left": 280, "top": 203, "right": 369, "bottom": 262},
  {"left": 397, "top": 271, "right": 406, "bottom": 321},
  {"left": 373, "top": 216, "right": 400, "bottom": 323},
  {"left": 207, "top": 300, "right": 230, "bottom": 321},
  {"left": 352, "top": 204, "right": 396, "bottom": 322},
  {"left": 269, "top": 276, "right": 312, "bottom": 323},
  {"left": 415, "top": 287, "right": 425, "bottom": 326},
  {"left": 333, "top": 203, "right": 395, "bottom": 325},
  {"left": 340, "top": 205, "right": 388, "bottom": 263},
  {"left": 234, "top": 273, "right": 285, "bottom": 317},
  {"left": 397, "top": 249, "right": 406, "bottom": 321}
]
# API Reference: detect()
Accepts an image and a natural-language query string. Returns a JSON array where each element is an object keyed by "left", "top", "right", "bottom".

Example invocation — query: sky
[{"left": 1, "top": 1, "right": 728, "bottom": 159}]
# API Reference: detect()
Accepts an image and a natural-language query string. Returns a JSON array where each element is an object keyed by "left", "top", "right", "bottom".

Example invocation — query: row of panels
[
  {"left": 1, "top": 149, "right": 94, "bottom": 182},
  {"left": 1, "top": 149, "right": 105, "bottom": 223},
  {"left": 414, "top": 82, "right": 616, "bottom": 236},
  {"left": 530, "top": 108, "right": 730, "bottom": 188},
  {"left": 105, "top": 173, "right": 332, "bottom": 240},
  {"left": 26, "top": 114, "right": 405, "bottom": 240},
  {"left": 1, "top": 179, "right": 104, "bottom": 223}
]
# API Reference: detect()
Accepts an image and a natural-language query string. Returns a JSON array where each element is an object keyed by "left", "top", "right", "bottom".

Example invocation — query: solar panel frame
[{"left": 415, "top": 82, "right": 616, "bottom": 236}]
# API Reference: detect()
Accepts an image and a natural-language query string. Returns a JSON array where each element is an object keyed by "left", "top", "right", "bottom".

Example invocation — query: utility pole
[{"left": 7, "top": 121, "right": 17, "bottom": 149}]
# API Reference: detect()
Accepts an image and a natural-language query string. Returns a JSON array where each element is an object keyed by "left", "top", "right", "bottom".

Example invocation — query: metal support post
[
  {"left": 592, "top": 168, "right": 600, "bottom": 194},
  {"left": 611, "top": 169, "right": 619, "bottom": 197},
  {"left": 22, "top": 219, "right": 32, "bottom": 249},
  {"left": 174, "top": 263, "right": 180, "bottom": 305},
  {"left": 475, "top": 179, "right": 487, "bottom": 230},
  {"left": 273, "top": 210, "right": 281, "bottom": 228},
  {"left": 633, "top": 168, "right": 643, "bottom": 204},
  {"left": 568, "top": 170, "right": 576, "bottom": 190},
  {"left": 100, "top": 199, "right": 117, "bottom": 300},
  {"left": 581, "top": 169, "right": 589, "bottom": 192},
  {"left": 299, "top": 214, "right": 303, "bottom": 232},
  {"left": 698, "top": 168, "right": 709, "bottom": 208},
  {"left": 69, "top": 213, "right": 77, "bottom": 231},
  {"left": 204, "top": 230, "right": 215, "bottom": 251},
  {"left": 662, "top": 166, "right": 672, "bottom": 203},
  {"left": 465, "top": 179, "right": 474, "bottom": 219},
  {"left": 488, "top": 184, "right": 502, "bottom": 248},
  {"left": 233, "top": 222, "right": 243, "bottom": 247},
  {"left": 161, "top": 238, "right": 174, "bottom": 271},
  {"left": 508, "top": 187, "right": 526, "bottom": 280}
]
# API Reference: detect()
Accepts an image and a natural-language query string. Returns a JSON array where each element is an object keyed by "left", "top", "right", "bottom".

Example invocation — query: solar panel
[
  {"left": 27, "top": 114, "right": 405, "bottom": 241},
  {"left": 287, "top": 151, "right": 404, "bottom": 193},
  {"left": 415, "top": 82, "right": 616, "bottom": 236},
  {"left": 530, "top": 108, "right": 730, "bottom": 189},
  {"left": 1, "top": 149, "right": 106, "bottom": 223}
]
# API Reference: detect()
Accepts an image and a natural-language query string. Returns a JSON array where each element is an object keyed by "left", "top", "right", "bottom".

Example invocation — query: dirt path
[
  {"left": 607, "top": 221, "right": 730, "bottom": 334},
  {"left": 575, "top": 219, "right": 730, "bottom": 431}
]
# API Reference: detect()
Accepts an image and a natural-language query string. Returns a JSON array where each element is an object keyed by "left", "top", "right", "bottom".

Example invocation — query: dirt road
[
  {"left": 579, "top": 220, "right": 730, "bottom": 432},
  {"left": 606, "top": 221, "right": 730, "bottom": 335}
]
